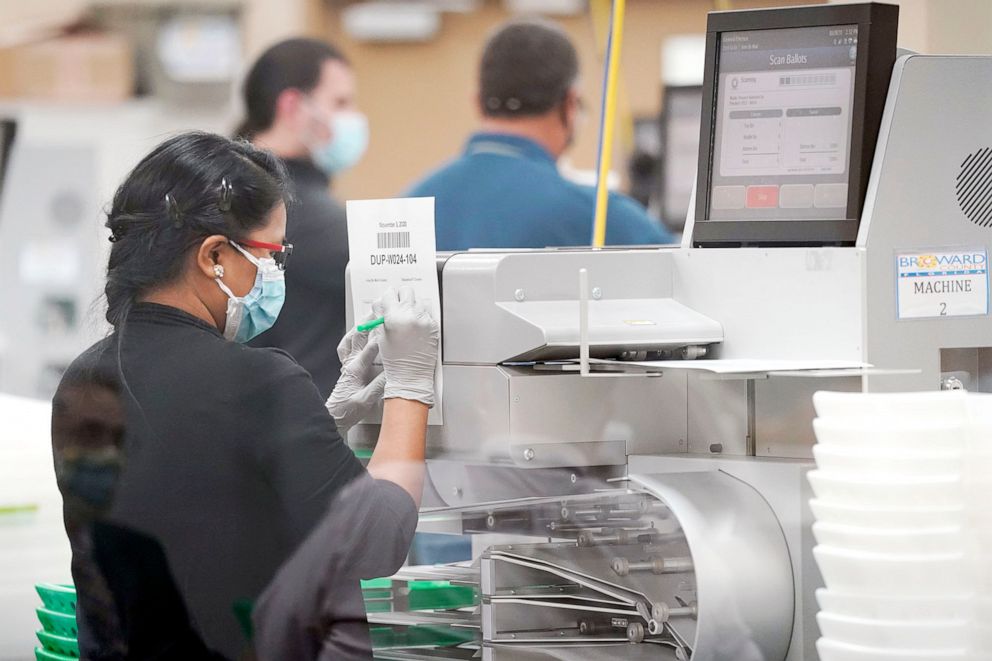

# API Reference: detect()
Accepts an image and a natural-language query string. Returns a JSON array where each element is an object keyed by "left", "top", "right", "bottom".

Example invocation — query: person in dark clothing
[
  {"left": 252, "top": 474, "right": 418, "bottom": 660},
  {"left": 238, "top": 38, "right": 369, "bottom": 398},
  {"left": 54, "top": 132, "right": 438, "bottom": 659}
]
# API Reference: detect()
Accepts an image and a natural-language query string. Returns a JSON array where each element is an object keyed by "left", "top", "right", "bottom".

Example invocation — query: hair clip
[
  {"left": 107, "top": 217, "right": 126, "bottom": 242},
  {"left": 219, "top": 178, "right": 233, "bottom": 212},
  {"left": 165, "top": 193, "right": 183, "bottom": 229}
]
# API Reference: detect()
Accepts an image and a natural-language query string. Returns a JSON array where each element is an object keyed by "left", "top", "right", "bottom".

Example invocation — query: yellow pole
[
  {"left": 590, "top": 0, "right": 635, "bottom": 171},
  {"left": 591, "top": 0, "right": 626, "bottom": 248}
]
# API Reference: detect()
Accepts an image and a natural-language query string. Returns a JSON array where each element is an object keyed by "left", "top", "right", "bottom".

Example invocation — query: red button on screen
[{"left": 746, "top": 186, "right": 779, "bottom": 208}]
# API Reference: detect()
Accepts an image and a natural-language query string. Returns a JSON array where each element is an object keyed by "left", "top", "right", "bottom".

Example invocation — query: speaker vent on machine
[{"left": 957, "top": 147, "right": 992, "bottom": 227}]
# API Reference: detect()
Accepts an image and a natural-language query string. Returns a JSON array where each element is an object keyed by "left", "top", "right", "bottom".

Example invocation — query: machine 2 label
[{"left": 896, "top": 248, "right": 989, "bottom": 319}]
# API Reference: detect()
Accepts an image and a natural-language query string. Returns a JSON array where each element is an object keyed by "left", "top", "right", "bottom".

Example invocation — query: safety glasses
[{"left": 238, "top": 238, "right": 294, "bottom": 271}]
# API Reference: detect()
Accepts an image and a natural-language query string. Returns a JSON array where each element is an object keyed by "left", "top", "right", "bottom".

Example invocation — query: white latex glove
[
  {"left": 372, "top": 286, "right": 439, "bottom": 406},
  {"left": 325, "top": 317, "right": 387, "bottom": 436}
]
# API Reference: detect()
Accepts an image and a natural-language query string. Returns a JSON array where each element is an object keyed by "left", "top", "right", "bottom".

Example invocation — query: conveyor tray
[
  {"left": 392, "top": 564, "right": 478, "bottom": 585},
  {"left": 367, "top": 610, "right": 479, "bottom": 628},
  {"left": 374, "top": 642, "right": 678, "bottom": 660}
]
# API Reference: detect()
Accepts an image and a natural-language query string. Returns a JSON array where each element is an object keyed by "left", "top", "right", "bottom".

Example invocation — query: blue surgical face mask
[
  {"left": 308, "top": 109, "right": 369, "bottom": 175},
  {"left": 215, "top": 241, "right": 286, "bottom": 343}
]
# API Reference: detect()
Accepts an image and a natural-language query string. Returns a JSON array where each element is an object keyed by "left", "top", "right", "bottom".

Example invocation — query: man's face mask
[
  {"left": 305, "top": 101, "right": 369, "bottom": 175},
  {"left": 215, "top": 241, "right": 287, "bottom": 343}
]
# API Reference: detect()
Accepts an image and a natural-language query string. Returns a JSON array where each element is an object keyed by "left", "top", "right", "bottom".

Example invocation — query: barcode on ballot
[{"left": 377, "top": 231, "right": 411, "bottom": 249}]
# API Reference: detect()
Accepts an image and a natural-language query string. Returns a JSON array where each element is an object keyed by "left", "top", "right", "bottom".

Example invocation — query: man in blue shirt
[{"left": 406, "top": 18, "right": 674, "bottom": 250}]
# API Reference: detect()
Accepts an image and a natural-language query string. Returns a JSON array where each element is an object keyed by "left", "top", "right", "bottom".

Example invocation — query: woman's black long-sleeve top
[{"left": 54, "top": 302, "right": 373, "bottom": 659}]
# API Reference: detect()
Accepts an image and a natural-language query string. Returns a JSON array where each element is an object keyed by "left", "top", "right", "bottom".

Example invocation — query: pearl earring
[{"left": 213, "top": 265, "right": 225, "bottom": 278}]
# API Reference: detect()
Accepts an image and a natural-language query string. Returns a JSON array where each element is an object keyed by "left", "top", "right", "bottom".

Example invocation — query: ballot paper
[
  {"left": 347, "top": 197, "right": 442, "bottom": 424},
  {"left": 589, "top": 358, "right": 870, "bottom": 374}
]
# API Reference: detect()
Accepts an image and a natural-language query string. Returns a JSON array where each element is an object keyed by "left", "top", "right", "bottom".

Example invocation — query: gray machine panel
[
  {"left": 670, "top": 247, "right": 865, "bottom": 363},
  {"left": 628, "top": 455, "right": 818, "bottom": 661},
  {"left": 860, "top": 55, "right": 992, "bottom": 392},
  {"left": 686, "top": 374, "right": 748, "bottom": 456},
  {"left": 426, "top": 365, "right": 687, "bottom": 468},
  {"left": 441, "top": 250, "right": 723, "bottom": 364},
  {"left": 629, "top": 471, "right": 794, "bottom": 661}
]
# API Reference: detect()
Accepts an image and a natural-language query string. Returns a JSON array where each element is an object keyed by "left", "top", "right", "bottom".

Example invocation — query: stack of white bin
[{"left": 809, "top": 390, "right": 991, "bottom": 661}]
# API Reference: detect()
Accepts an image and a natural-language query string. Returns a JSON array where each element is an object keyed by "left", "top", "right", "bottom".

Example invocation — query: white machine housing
[{"left": 353, "top": 54, "right": 992, "bottom": 661}]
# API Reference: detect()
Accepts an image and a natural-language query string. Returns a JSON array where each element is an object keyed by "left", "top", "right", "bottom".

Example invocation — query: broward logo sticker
[{"left": 896, "top": 248, "right": 989, "bottom": 319}]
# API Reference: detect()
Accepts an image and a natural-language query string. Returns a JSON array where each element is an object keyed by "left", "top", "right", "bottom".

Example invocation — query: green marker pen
[{"left": 357, "top": 316, "right": 385, "bottom": 333}]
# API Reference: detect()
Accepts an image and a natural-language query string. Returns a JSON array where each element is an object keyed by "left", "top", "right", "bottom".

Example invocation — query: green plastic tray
[
  {"left": 36, "top": 608, "right": 77, "bottom": 638},
  {"left": 35, "top": 647, "right": 77, "bottom": 661},
  {"left": 362, "top": 578, "right": 394, "bottom": 613},
  {"left": 361, "top": 577, "right": 392, "bottom": 590},
  {"left": 36, "top": 630, "right": 78, "bottom": 657},
  {"left": 362, "top": 579, "right": 478, "bottom": 613},
  {"left": 408, "top": 581, "right": 477, "bottom": 611},
  {"left": 405, "top": 625, "right": 476, "bottom": 647},
  {"left": 369, "top": 626, "right": 396, "bottom": 648},
  {"left": 370, "top": 624, "right": 476, "bottom": 649},
  {"left": 35, "top": 584, "right": 76, "bottom": 615},
  {"left": 365, "top": 601, "right": 393, "bottom": 613}
]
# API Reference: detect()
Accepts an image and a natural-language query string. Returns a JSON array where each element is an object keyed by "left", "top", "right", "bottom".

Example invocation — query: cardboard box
[{"left": 0, "top": 32, "right": 134, "bottom": 103}]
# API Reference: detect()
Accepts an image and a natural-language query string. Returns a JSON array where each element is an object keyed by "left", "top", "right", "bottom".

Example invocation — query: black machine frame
[{"left": 691, "top": 2, "right": 898, "bottom": 247}]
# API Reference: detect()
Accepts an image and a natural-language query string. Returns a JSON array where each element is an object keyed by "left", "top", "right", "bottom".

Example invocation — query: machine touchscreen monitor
[
  {"left": 692, "top": 3, "right": 898, "bottom": 246},
  {"left": 711, "top": 25, "right": 858, "bottom": 221}
]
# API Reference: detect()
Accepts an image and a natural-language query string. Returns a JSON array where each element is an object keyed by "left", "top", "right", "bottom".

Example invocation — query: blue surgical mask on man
[
  {"left": 215, "top": 241, "right": 286, "bottom": 343},
  {"left": 306, "top": 105, "right": 369, "bottom": 175}
]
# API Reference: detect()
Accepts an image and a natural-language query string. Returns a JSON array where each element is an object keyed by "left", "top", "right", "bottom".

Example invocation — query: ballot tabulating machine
[{"left": 350, "top": 3, "right": 992, "bottom": 659}]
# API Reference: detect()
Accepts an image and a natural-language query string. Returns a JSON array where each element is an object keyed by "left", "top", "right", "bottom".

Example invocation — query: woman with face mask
[
  {"left": 237, "top": 38, "right": 371, "bottom": 402},
  {"left": 53, "top": 131, "right": 438, "bottom": 659}
]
